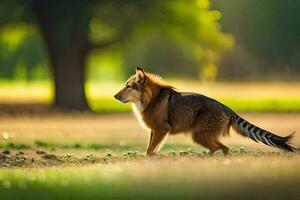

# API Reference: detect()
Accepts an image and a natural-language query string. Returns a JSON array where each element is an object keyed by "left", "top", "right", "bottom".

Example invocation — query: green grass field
[
  {"left": 1, "top": 80, "right": 300, "bottom": 112},
  {"left": 0, "top": 113, "right": 299, "bottom": 199},
  {"left": 0, "top": 153, "right": 300, "bottom": 200},
  {"left": 0, "top": 81, "right": 300, "bottom": 199},
  {"left": 90, "top": 97, "right": 300, "bottom": 112}
]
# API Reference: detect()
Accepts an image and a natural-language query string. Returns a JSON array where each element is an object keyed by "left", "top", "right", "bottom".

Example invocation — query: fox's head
[
  {"left": 114, "top": 67, "right": 152, "bottom": 107},
  {"left": 115, "top": 67, "right": 173, "bottom": 111}
]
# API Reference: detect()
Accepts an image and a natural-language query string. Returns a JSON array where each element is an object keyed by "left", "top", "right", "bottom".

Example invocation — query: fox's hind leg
[
  {"left": 192, "top": 112, "right": 230, "bottom": 155},
  {"left": 192, "top": 131, "right": 219, "bottom": 155},
  {"left": 192, "top": 131, "right": 229, "bottom": 155},
  {"left": 215, "top": 140, "right": 229, "bottom": 155}
]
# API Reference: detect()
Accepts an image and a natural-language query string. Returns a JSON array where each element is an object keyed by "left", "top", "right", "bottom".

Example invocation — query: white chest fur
[{"left": 132, "top": 103, "right": 149, "bottom": 130}]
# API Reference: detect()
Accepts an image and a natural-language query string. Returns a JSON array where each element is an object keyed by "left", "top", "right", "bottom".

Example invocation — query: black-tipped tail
[{"left": 231, "top": 114, "right": 295, "bottom": 152}]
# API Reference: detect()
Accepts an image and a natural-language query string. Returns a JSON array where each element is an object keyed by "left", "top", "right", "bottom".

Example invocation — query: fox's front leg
[
  {"left": 146, "top": 130, "right": 168, "bottom": 156},
  {"left": 146, "top": 131, "right": 154, "bottom": 153}
]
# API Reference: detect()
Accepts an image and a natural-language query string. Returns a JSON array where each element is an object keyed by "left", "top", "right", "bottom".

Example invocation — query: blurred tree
[
  {"left": 212, "top": 0, "right": 300, "bottom": 81},
  {"left": 0, "top": 0, "right": 232, "bottom": 110},
  {"left": 122, "top": 1, "right": 233, "bottom": 80},
  {"left": 0, "top": 24, "right": 48, "bottom": 80}
]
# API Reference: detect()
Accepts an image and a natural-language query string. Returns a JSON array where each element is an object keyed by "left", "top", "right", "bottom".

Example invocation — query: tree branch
[{"left": 85, "top": 31, "right": 130, "bottom": 53}]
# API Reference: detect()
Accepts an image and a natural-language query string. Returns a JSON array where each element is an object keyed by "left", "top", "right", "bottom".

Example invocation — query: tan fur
[
  {"left": 114, "top": 67, "right": 231, "bottom": 156},
  {"left": 115, "top": 68, "right": 297, "bottom": 154}
]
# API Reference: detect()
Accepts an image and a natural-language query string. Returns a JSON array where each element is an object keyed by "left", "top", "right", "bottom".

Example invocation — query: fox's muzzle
[
  {"left": 114, "top": 91, "right": 129, "bottom": 103},
  {"left": 114, "top": 93, "right": 121, "bottom": 101}
]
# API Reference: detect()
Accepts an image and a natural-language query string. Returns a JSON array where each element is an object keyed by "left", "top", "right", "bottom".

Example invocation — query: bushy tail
[{"left": 231, "top": 113, "right": 295, "bottom": 152}]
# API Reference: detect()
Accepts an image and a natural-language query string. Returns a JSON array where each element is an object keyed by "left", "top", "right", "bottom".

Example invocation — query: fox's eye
[{"left": 126, "top": 85, "right": 131, "bottom": 89}]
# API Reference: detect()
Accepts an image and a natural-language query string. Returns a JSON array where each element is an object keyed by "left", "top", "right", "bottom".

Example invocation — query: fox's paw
[{"left": 145, "top": 152, "right": 157, "bottom": 156}]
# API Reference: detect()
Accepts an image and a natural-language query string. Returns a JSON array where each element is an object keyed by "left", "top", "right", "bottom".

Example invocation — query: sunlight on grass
[
  {"left": 0, "top": 154, "right": 300, "bottom": 200},
  {"left": 0, "top": 81, "right": 52, "bottom": 103},
  {"left": 0, "top": 113, "right": 299, "bottom": 199},
  {"left": 1, "top": 80, "right": 300, "bottom": 112}
]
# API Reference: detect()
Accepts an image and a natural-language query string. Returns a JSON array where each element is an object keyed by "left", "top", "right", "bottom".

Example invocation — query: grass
[
  {"left": 0, "top": 113, "right": 299, "bottom": 199},
  {"left": 90, "top": 97, "right": 131, "bottom": 112},
  {"left": 0, "top": 140, "right": 194, "bottom": 151},
  {"left": 218, "top": 98, "right": 300, "bottom": 112},
  {"left": 91, "top": 97, "right": 300, "bottom": 112},
  {"left": 1, "top": 80, "right": 300, "bottom": 112},
  {"left": 0, "top": 150, "right": 299, "bottom": 200}
]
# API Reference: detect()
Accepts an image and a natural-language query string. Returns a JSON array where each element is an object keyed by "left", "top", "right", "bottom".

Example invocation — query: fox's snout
[
  {"left": 114, "top": 91, "right": 129, "bottom": 103},
  {"left": 114, "top": 93, "right": 121, "bottom": 101}
]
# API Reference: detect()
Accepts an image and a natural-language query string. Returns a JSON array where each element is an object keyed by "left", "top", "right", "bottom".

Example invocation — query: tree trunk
[
  {"left": 31, "top": 0, "right": 90, "bottom": 110},
  {"left": 51, "top": 51, "right": 88, "bottom": 110}
]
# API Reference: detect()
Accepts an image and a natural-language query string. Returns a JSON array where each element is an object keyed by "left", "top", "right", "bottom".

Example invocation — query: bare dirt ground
[
  {"left": 0, "top": 112, "right": 299, "bottom": 168},
  {"left": 0, "top": 112, "right": 299, "bottom": 152}
]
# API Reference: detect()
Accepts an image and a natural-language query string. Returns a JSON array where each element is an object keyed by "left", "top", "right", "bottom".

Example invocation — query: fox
[{"left": 114, "top": 67, "right": 296, "bottom": 156}]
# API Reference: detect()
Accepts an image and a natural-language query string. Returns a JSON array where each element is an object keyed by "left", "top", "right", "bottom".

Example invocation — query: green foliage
[
  {"left": 0, "top": 0, "right": 233, "bottom": 82},
  {"left": 1, "top": 0, "right": 299, "bottom": 83},
  {"left": 121, "top": 0, "right": 234, "bottom": 79},
  {"left": 213, "top": 0, "right": 300, "bottom": 80},
  {"left": 86, "top": 50, "right": 124, "bottom": 82},
  {"left": 34, "top": 141, "right": 49, "bottom": 148},
  {"left": 0, "top": 24, "right": 48, "bottom": 80}
]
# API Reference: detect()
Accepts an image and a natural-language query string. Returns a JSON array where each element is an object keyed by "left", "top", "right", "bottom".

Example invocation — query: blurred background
[
  {"left": 0, "top": 2, "right": 300, "bottom": 198},
  {"left": 0, "top": 0, "right": 299, "bottom": 112}
]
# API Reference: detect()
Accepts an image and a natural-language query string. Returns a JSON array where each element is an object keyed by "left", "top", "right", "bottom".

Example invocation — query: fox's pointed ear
[{"left": 136, "top": 67, "right": 146, "bottom": 82}]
